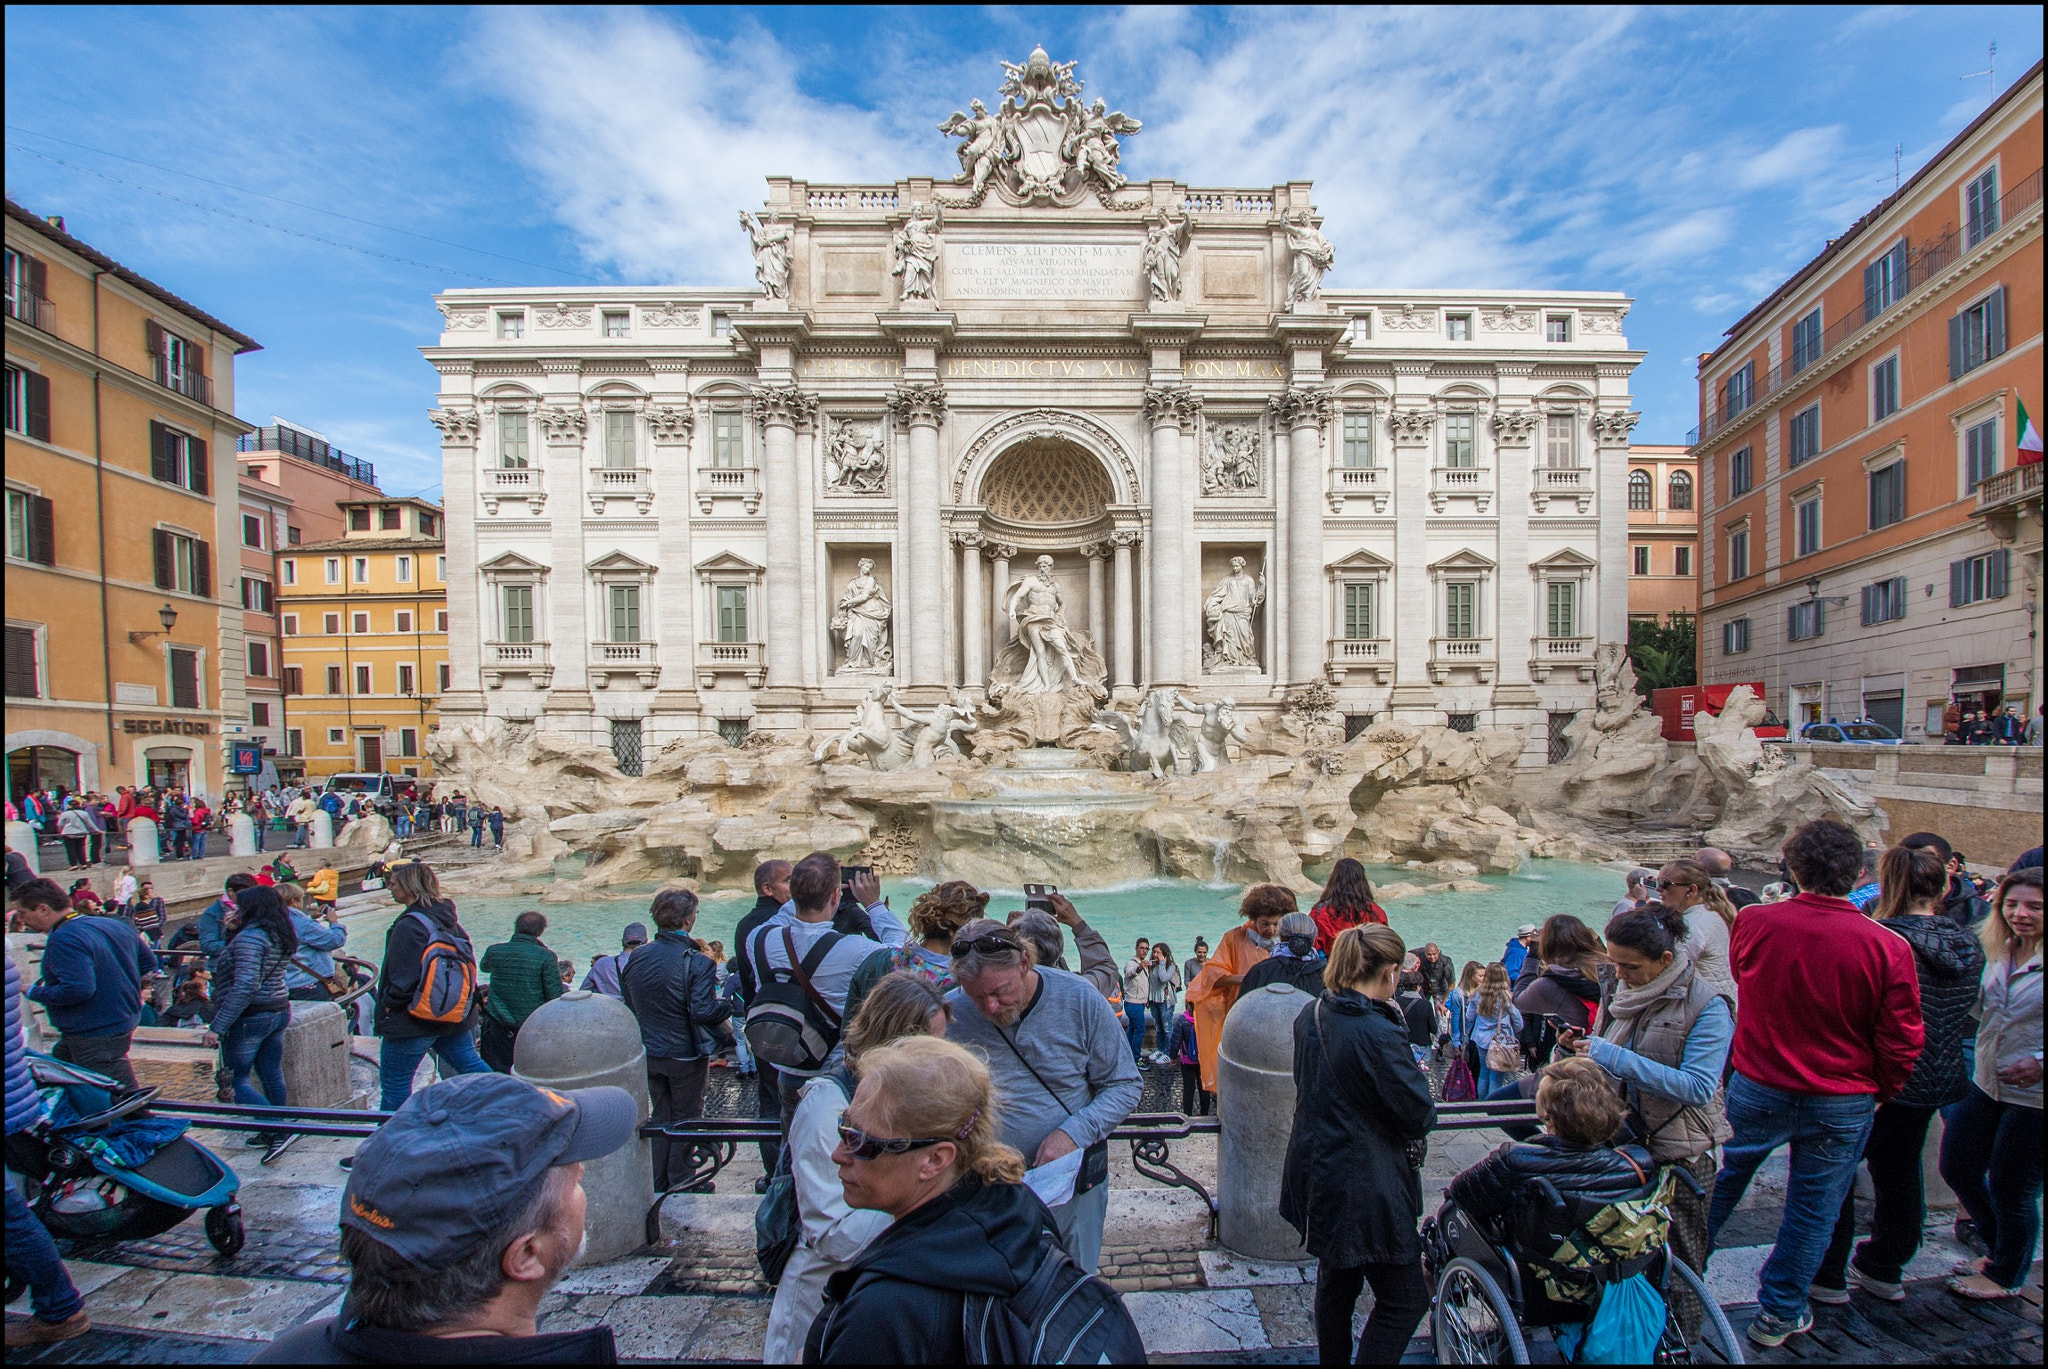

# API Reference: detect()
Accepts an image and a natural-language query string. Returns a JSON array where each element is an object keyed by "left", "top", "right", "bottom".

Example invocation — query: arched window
[
  {"left": 1668, "top": 470, "right": 1694, "bottom": 510},
  {"left": 1628, "top": 469, "right": 1654, "bottom": 510}
]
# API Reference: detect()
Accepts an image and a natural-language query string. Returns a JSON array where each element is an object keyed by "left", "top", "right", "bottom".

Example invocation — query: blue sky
[{"left": 6, "top": 6, "right": 2040, "bottom": 498}]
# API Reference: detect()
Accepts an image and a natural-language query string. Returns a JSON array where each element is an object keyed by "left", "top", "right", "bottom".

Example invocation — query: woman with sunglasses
[
  {"left": 1654, "top": 859, "right": 1740, "bottom": 1005},
  {"left": 763, "top": 972, "right": 949, "bottom": 1363},
  {"left": 806, "top": 1035, "right": 1141, "bottom": 1362}
]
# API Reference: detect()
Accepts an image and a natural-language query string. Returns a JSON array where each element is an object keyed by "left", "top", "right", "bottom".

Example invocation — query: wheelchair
[{"left": 1421, "top": 1166, "right": 1743, "bottom": 1364}]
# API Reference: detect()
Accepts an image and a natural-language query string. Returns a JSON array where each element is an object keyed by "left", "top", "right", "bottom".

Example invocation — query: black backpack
[
  {"left": 961, "top": 1231, "right": 1146, "bottom": 1365},
  {"left": 744, "top": 926, "right": 845, "bottom": 1071}
]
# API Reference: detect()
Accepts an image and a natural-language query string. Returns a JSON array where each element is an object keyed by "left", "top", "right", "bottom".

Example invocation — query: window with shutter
[
  {"left": 1966, "top": 167, "right": 2000, "bottom": 246},
  {"left": 282, "top": 666, "right": 302, "bottom": 695},
  {"left": 23, "top": 370, "right": 50, "bottom": 441},
  {"left": 502, "top": 585, "right": 535, "bottom": 643},
  {"left": 716, "top": 585, "right": 748, "bottom": 642},
  {"left": 153, "top": 528, "right": 173, "bottom": 589},
  {"left": 29, "top": 495, "right": 54, "bottom": 565},
  {"left": 3, "top": 624, "right": 39, "bottom": 698},
  {"left": 1791, "top": 308, "right": 1822, "bottom": 372},
  {"left": 1546, "top": 582, "right": 1577, "bottom": 638},
  {"left": 609, "top": 584, "right": 641, "bottom": 642},
  {"left": 1868, "top": 461, "right": 1905, "bottom": 529},
  {"left": 605, "top": 410, "right": 636, "bottom": 468},
  {"left": 169, "top": 646, "right": 201, "bottom": 708},
  {"left": 1988, "top": 547, "right": 2009, "bottom": 599},
  {"left": 1444, "top": 582, "right": 1478, "bottom": 639},
  {"left": 1343, "top": 582, "right": 1374, "bottom": 639},
  {"left": 325, "top": 665, "right": 343, "bottom": 694},
  {"left": 193, "top": 539, "right": 211, "bottom": 598},
  {"left": 355, "top": 663, "right": 373, "bottom": 695}
]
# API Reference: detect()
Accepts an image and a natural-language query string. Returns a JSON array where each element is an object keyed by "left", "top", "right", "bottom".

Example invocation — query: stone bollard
[
  {"left": 5, "top": 822, "right": 38, "bottom": 875},
  {"left": 281, "top": 1001, "right": 354, "bottom": 1108},
  {"left": 126, "top": 817, "right": 160, "bottom": 866},
  {"left": 1217, "top": 982, "right": 1311, "bottom": 1261},
  {"left": 515, "top": 990, "right": 655, "bottom": 1262},
  {"left": 229, "top": 812, "right": 258, "bottom": 857},
  {"left": 308, "top": 811, "right": 335, "bottom": 849}
]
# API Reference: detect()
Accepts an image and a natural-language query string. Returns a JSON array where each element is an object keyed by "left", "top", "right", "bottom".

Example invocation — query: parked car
[{"left": 1800, "top": 721, "right": 1902, "bottom": 745}]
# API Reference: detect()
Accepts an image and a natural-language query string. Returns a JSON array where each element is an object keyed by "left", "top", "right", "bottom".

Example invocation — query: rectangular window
[
  {"left": 1795, "top": 496, "right": 1822, "bottom": 557},
  {"left": 1791, "top": 307, "right": 1823, "bottom": 373},
  {"left": 1723, "top": 362, "right": 1755, "bottom": 417},
  {"left": 1949, "top": 287, "right": 2009, "bottom": 379},
  {"left": 1868, "top": 460, "right": 1905, "bottom": 529},
  {"left": 1545, "top": 315, "right": 1571, "bottom": 343},
  {"left": 395, "top": 610, "right": 414, "bottom": 633},
  {"left": 399, "top": 727, "right": 418, "bottom": 758},
  {"left": 1544, "top": 415, "right": 1575, "bottom": 468},
  {"left": 1862, "top": 576, "right": 1908, "bottom": 625},
  {"left": 603, "top": 310, "right": 630, "bottom": 338},
  {"left": 148, "top": 422, "right": 209, "bottom": 494},
  {"left": 323, "top": 612, "right": 341, "bottom": 634},
  {"left": 352, "top": 611, "right": 370, "bottom": 635},
  {"left": 350, "top": 506, "right": 371, "bottom": 531},
  {"left": 6, "top": 488, "right": 55, "bottom": 565},
  {"left": 395, "top": 555, "right": 412, "bottom": 583},
  {"left": 353, "top": 556, "right": 369, "bottom": 584},
  {"left": 1443, "top": 413, "right": 1476, "bottom": 467},
  {"left": 1447, "top": 712, "right": 1477, "bottom": 733},
  {"left": 148, "top": 323, "right": 208, "bottom": 403},
  {"left": 1446, "top": 314, "right": 1472, "bottom": 342},
  {"left": 1674, "top": 545, "right": 1692, "bottom": 576},
  {"left": 1632, "top": 545, "right": 1650, "bottom": 575},
  {"left": 1728, "top": 528, "right": 1750, "bottom": 581},
  {"left": 246, "top": 640, "right": 270, "bottom": 677},
  {"left": 715, "top": 585, "right": 748, "bottom": 642},
  {"left": 1730, "top": 445, "right": 1753, "bottom": 497},
  {"left": 437, "top": 662, "right": 451, "bottom": 691},
  {"left": 281, "top": 613, "right": 298, "bottom": 635},
  {"left": 1863, "top": 239, "right": 1909, "bottom": 321},
  {"left": 1342, "top": 582, "right": 1374, "bottom": 639},
  {"left": 502, "top": 584, "right": 535, "bottom": 642},
  {"left": 717, "top": 718, "right": 748, "bottom": 747},
  {"left": 498, "top": 312, "right": 524, "bottom": 339},
  {"left": 398, "top": 663, "right": 415, "bottom": 695},
  {"left": 610, "top": 718, "right": 643, "bottom": 776},
  {"left": 325, "top": 665, "right": 343, "bottom": 695},
  {"left": 1964, "top": 417, "right": 1999, "bottom": 491},
  {"left": 285, "top": 728, "right": 303, "bottom": 757},
  {"left": 711, "top": 411, "right": 744, "bottom": 468},
  {"left": 1722, "top": 617, "right": 1751, "bottom": 654},
  {"left": 608, "top": 583, "right": 642, "bottom": 642},
  {"left": 151, "top": 529, "right": 211, "bottom": 596},
  {"left": 1787, "top": 600, "right": 1825, "bottom": 641},
  {"left": 1341, "top": 413, "right": 1373, "bottom": 467},
  {"left": 324, "top": 557, "right": 341, "bottom": 584},
  {"left": 1788, "top": 405, "right": 1820, "bottom": 466},
  {"left": 498, "top": 411, "right": 530, "bottom": 468},
  {"left": 1966, "top": 166, "right": 2000, "bottom": 247},
  {"left": 1444, "top": 582, "right": 1478, "bottom": 639},
  {"left": 169, "top": 646, "right": 201, "bottom": 708},
  {"left": 354, "top": 663, "right": 373, "bottom": 695},
  {"left": 380, "top": 506, "right": 400, "bottom": 531},
  {"left": 282, "top": 666, "right": 302, "bottom": 695},
  {"left": 418, "top": 512, "right": 436, "bottom": 536},
  {"left": 1871, "top": 355, "right": 1899, "bottom": 421},
  {"left": 287, "top": 526, "right": 301, "bottom": 545},
  {"left": 604, "top": 410, "right": 636, "bottom": 468},
  {"left": 435, "top": 610, "right": 449, "bottom": 632},
  {"left": 1546, "top": 581, "right": 1577, "bottom": 638},
  {"left": 326, "top": 727, "right": 344, "bottom": 745},
  {"left": 281, "top": 558, "right": 296, "bottom": 585},
  {"left": 242, "top": 513, "right": 264, "bottom": 548},
  {"left": 4, "top": 247, "right": 49, "bottom": 326},
  {"left": 435, "top": 555, "right": 446, "bottom": 580},
  {"left": 240, "top": 577, "right": 273, "bottom": 613},
  {"left": 4, "top": 623, "right": 40, "bottom": 698},
  {"left": 3, "top": 363, "right": 51, "bottom": 441},
  {"left": 1949, "top": 548, "right": 2011, "bottom": 606}
]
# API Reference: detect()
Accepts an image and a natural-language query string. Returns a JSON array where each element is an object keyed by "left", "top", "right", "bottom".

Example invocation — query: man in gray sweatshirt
[{"left": 945, "top": 917, "right": 1142, "bottom": 1276}]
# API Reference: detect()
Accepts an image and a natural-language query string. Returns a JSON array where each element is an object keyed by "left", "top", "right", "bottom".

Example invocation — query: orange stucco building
[
  {"left": 5, "top": 200, "right": 260, "bottom": 800},
  {"left": 1626, "top": 443, "right": 1698, "bottom": 626}
]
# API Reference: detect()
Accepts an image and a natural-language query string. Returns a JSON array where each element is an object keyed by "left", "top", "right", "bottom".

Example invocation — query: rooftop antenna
[
  {"left": 1961, "top": 40, "right": 1997, "bottom": 102},
  {"left": 1894, "top": 143, "right": 1902, "bottom": 192}
]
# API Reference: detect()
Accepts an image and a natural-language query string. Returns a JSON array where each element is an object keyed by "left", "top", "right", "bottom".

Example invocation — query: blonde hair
[
  {"left": 276, "top": 882, "right": 306, "bottom": 910},
  {"left": 386, "top": 860, "right": 443, "bottom": 910},
  {"left": 844, "top": 971, "right": 949, "bottom": 1067},
  {"left": 1326, "top": 924, "right": 1406, "bottom": 994},
  {"left": 1982, "top": 868, "right": 2044, "bottom": 965},
  {"left": 906, "top": 881, "right": 990, "bottom": 944},
  {"left": 1536, "top": 1056, "right": 1629, "bottom": 1147},
  {"left": 1477, "top": 962, "right": 1513, "bottom": 1017},
  {"left": 857, "top": 1035, "right": 1024, "bottom": 1185}
]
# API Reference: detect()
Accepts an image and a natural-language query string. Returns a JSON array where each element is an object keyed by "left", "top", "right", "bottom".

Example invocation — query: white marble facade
[{"left": 423, "top": 53, "right": 1641, "bottom": 767}]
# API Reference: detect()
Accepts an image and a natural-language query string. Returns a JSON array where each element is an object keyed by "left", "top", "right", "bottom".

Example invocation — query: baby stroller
[
  {"left": 1422, "top": 1164, "right": 1743, "bottom": 1364},
  {"left": 2, "top": 1051, "right": 243, "bottom": 1303}
]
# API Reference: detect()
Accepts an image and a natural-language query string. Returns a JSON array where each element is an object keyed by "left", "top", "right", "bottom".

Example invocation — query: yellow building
[
  {"left": 279, "top": 496, "right": 447, "bottom": 778},
  {"left": 5, "top": 199, "right": 260, "bottom": 801}
]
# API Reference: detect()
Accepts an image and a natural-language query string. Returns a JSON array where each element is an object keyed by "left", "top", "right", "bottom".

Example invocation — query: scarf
[
  {"left": 1271, "top": 934, "right": 1318, "bottom": 960},
  {"left": 1244, "top": 927, "right": 1276, "bottom": 952},
  {"left": 1602, "top": 948, "right": 1696, "bottom": 1027}
]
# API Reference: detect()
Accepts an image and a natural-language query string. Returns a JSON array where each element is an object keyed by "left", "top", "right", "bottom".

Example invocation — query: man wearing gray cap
[
  {"left": 256, "top": 1073, "right": 636, "bottom": 1363},
  {"left": 580, "top": 924, "right": 648, "bottom": 998}
]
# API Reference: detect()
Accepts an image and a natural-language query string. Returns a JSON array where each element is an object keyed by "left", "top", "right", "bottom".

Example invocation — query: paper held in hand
[{"left": 1022, "top": 1145, "right": 1084, "bottom": 1209}]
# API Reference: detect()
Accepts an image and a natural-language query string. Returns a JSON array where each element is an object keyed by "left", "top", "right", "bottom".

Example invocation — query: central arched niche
[{"left": 978, "top": 436, "right": 1114, "bottom": 546}]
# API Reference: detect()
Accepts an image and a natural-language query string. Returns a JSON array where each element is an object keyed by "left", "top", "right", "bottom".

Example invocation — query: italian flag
[{"left": 2020, "top": 400, "right": 2044, "bottom": 466}]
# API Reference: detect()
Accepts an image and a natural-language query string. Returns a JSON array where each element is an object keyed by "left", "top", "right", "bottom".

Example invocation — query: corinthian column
[
  {"left": 1143, "top": 386, "right": 1201, "bottom": 684},
  {"left": 753, "top": 385, "right": 816, "bottom": 688},
  {"left": 1110, "top": 530, "right": 1139, "bottom": 690},
  {"left": 1281, "top": 387, "right": 1333, "bottom": 684},
  {"left": 889, "top": 383, "right": 948, "bottom": 688}
]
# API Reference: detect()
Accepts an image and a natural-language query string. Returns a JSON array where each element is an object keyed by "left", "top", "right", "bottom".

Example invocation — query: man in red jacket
[{"left": 1707, "top": 819, "right": 1924, "bottom": 1349}]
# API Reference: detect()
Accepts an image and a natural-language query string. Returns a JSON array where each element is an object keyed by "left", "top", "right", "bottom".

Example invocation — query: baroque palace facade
[{"left": 424, "top": 51, "right": 1643, "bottom": 770}]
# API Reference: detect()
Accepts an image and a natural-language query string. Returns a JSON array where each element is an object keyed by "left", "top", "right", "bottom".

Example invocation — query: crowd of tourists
[
  {"left": 1941, "top": 700, "right": 2042, "bottom": 746},
  {"left": 6, "top": 813, "right": 2042, "bottom": 1359}
]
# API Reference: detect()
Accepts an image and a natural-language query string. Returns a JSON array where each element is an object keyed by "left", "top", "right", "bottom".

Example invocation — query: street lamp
[{"left": 127, "top": 602, "right": 179, "bottom": 645}]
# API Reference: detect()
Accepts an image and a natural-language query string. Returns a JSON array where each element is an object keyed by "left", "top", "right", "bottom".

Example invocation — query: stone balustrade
[
  {"left": 695, "top": 464, "right": 761, "bottom": 513},
  {"left": 1430, "top": 465, "right": 1493, "bottom": 512},
  {"left": 481, "top": 465, "right": 545, "bottom": 514},
  {"left": 590, "top": 640, "right": 660, "bottom": 688},
  {"left": 696, "top": 639, "right": 766, "bottom": 688},
  {"left": 1324, "top": 636, "right": 1391, "bottom": 685},
  {"left": 587, "top": 465, "right": 654, "bottom": 513},
  {"left": 1429, "top": 635, "right": 1495, "bottom": 683}
]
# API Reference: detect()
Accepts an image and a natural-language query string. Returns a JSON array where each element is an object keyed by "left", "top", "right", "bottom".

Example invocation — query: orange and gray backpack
[{"left": 403, "top": 907, "right": 477, "bottom": 1024}]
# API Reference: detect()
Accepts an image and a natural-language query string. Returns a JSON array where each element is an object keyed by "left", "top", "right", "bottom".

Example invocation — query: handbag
[{"left": 290, "top": 956, "right": 353, "bottom": 1001}]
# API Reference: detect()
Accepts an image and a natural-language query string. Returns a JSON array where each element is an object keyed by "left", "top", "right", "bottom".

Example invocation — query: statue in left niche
[
  {"left": 824, "top": 419, "right": 889, "bottom": 493},
  {"left": 891, "top": 202, "right": 942, "bottom": 302},
  {"left": 739, "top": 210, "right": 794, "bottom": 300},
  {"left": 831, "top": 558, "right": 893, "bottom": 675},
  {"left": 1203, "top": 556, "right": 1266, "bottom": 670}
]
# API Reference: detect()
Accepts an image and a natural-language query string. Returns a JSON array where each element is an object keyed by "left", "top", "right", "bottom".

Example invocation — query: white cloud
[{"left": 1736, "top": 126, "right": 1847, "bottom": 189}]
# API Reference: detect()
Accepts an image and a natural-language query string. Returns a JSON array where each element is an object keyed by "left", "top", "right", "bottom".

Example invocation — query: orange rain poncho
[{"left": 1182, "top": 923, "right": 1272, "bottom": 1094}]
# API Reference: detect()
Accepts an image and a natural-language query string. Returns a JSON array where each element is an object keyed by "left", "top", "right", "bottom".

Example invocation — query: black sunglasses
[
  {"left": 836, "top": 1113, "right": 950, "bottom": 1160},
  {"left": 1655, "top": 878, "right": 1694, "bottom": 891},
  {"left": 951, "top": 931, "right": 1023, "bottom": 958}
]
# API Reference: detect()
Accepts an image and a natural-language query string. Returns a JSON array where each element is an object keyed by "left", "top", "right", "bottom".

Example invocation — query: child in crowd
[{"left": 1168, "top": 1008, "right": 1209, "bottom": 1116}]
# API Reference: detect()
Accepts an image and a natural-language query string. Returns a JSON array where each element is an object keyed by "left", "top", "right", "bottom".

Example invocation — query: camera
[
  {"left": 840, "top": 864, "right": 874, "bottom": 887},
  {"left": 1023, "top": 882, "right": 1057, "bottom": 913}
]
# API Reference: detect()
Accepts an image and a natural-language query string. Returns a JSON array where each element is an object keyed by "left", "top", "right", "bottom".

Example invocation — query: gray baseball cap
[
  {"left": 340, "top": 1073, "right": 636, "bottom": 1269},
  {"left": 621, "top": 922, "right": 649, "bottom": 947}
]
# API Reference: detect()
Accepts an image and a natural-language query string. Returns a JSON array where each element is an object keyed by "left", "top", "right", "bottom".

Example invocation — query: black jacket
[
  {"left": 1398, "top": 991, "right": 1437, "bottom": 1049},
  {"left": 255, "top": 1317, "right": 614, "bottom": 1364},
  {"left": 1417, "top": 951, "right": 1455, "bottom": 1000},
  {"left": 1280, "top": 990, "right": 1437, "bottom": 1266},
  {"left": 1241, "top": 953, "right": 1326, "bottom": 999},
  {"left": 373, "top": 900, "right": 478, "bottom": 1039},
  {"left": 731, "top": 894, "right": 782, "bottom": 1002},
  {"left": 619, "top": 930, "right": 730, "bottom": 1061},
  {"left": 1940, "top": 876, "right": 1990, "bottom": 930},
  {"left": 807, "top": 1174, "right": 1058, "bottom": 1364},
  {"left": 1448, "top": 1133, "right": 1656, "bottom": 1229},
  {"left": 1881, "top": 913, "right": 1986, "bottom": 1110}
]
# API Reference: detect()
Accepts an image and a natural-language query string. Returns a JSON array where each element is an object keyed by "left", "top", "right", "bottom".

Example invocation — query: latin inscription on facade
[
  {"left": 944, "top": 356, "right": 1146, "bottom": 379},
  {"left": 945, "top": 242, "right": 1142, "bottom": 300}
]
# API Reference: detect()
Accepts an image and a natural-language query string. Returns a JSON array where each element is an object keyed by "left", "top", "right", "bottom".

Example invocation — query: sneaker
[
  {"left": 1849, "top": 1265, "right": 1904, "bottom": 1302},
  {"left": 1807, "top": 1282, "right": 1851, "bottom": 1306},
  {"left": 1746, "top": 1308, "right": 1814, "bottom": 1348},
  {"left": 338, "top": 1154, "right": 354, "bottom": 1170},
  {"left": 5, "top": 1310, "right": 91, "bottom": 1347}
]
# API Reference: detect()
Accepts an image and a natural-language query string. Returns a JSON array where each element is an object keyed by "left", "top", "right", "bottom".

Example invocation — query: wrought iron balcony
[
  {"left": 5, "top": 285, "right": 53, "bottom": 331},
  {"left": 587, "top": 465, "right": 654, "bottom": 514},
  {"left": 151, "top": 355, "right": 212, "bottom": 405},
  {"left": 696, "top": 465, "right": 761, "bottom": 514},
  {"left": 1325, "top": 637, "right": 1391, "bottom": 685},
  {"left": 482, "top": 466, "right": 546, "bottom": 514}
]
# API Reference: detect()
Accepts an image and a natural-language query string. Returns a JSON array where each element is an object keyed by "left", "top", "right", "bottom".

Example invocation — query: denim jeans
[
  {"left": 379, "top": 1030, "right": 491, "bottom": 1111},
  {"left": 253, "top": 820, "right": 266, "bottom": 852},
  {"left": 4, "top": 1175, "right": 84, "bottom": 1324},
  {"left": 471, "top": 825, "right": 485, "bottom": 847},
  {"left": 223, "top": 1008, "right": 289, "bottom": 1108},
  {"left": 1938, "top": 1083, "right": 2045, "bottom": 1288},
  {"left": 1123, "top": 1008, "right": 1148, "bottom": 1062},
  {"left": 1707, "top": 1071, "right": 1875, "bottom": 1321},
  {"left": 1817, "top": 1102, "right": 1936, "bottom": 1287},
  {"left": 1148, "top": 1000, "right": 1172, "bottom": 1048},
  {"left": 191, "top": 830, "right": 208, "bottom": 860}
]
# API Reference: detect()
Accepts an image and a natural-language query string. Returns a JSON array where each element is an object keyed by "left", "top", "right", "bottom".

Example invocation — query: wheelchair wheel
[
  {"left": 1656, "top": 1254, "right": 1744, "bottom": 1365},
  {"left": 1433, "top": 1255, "right": 1529, "bottom": 1364}
]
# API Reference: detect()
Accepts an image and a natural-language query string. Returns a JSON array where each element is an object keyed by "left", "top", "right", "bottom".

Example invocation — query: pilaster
[
  {"left": 429, "top": 402, "right": 485, "bottom": 716},
  {"left": 753, "top": 385, "right": 818, "bottom": 688},
  {"left": 647, "top": 361, "right": 699, "bottom": 724},
  {"left": 890, "top": 383, "right": 950, "bottom": 687}
]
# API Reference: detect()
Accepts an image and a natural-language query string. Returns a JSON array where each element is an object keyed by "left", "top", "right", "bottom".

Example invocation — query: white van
[{"left": 318, "top": 773, "right": 396, "bottom": 803}]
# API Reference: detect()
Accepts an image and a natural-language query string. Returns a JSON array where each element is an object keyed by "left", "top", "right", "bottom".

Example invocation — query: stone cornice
[
  {"left": 875, "top": 312, "right": 958, "bottom": 346},
  {"left": 1127, "top": 311, "right": 1208, "bottom": 346}
]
